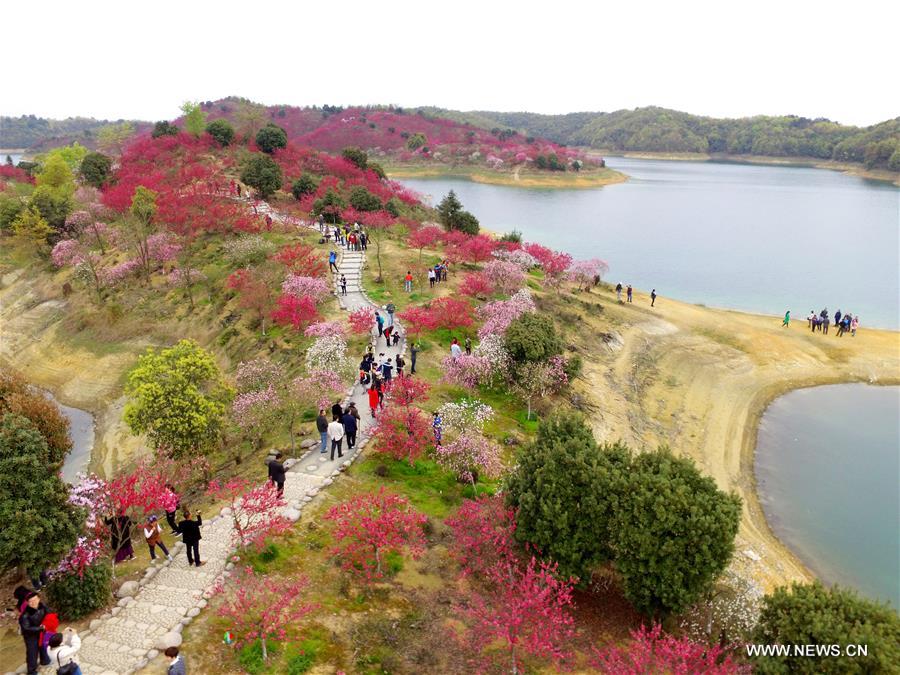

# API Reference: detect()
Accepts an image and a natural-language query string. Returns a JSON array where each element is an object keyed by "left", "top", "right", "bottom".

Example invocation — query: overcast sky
[{"left": 5, "top": 1, "right": 898, "bottom": 127}]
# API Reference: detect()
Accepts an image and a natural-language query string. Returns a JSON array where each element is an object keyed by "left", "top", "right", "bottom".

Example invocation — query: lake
[
  {"left": 755, "top": 384, "right": 900, "bottom": 607},
  {"left": 399, "top": 158, "right": 900, "bottom": 328},
  {"left": 41, "top": 390, "right": 95, "bottom": 483}
]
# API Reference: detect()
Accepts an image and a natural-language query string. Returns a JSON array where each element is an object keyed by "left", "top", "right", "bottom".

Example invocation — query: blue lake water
[
  {"left": 399, "top": 157, "right": 900, "bottom": 328},
  {"left": 755, "top": 384, "right": 900, "bottom": 607}
]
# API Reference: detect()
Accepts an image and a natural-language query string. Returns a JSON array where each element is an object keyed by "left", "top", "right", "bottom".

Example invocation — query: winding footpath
[{"left": 14, "top": 198, "right": 404, "bottom": 675}]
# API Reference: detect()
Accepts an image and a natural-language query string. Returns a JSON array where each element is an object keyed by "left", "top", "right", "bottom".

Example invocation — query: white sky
[{"left": 5, "top": 0, "right": 899, "bottom": 127}]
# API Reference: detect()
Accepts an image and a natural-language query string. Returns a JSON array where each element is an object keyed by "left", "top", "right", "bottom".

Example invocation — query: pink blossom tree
[
  {"left": 523, "top": 242, "right": 573, "bottom": 290},
  {"left": 483, "top": 259, "right": 526, "bottom": 296},
  {"left": 511, "top": 356, "right": 569, "bottom": 419},
  {"left": 206, "top": 479, "right": 292, "bottom": 549},
  {"left": 460, "top": 272, "right": 495, "bottom": 299},
  {"left": 216, "top": 566, "right": 316, "bottom": 663},
  {"left": 407, "top": 224, "right": 444, "bottom": 264},
  {"left": 347, "top": 306, "right": 375, "bottom": 334},
  {"left": 476, "top": 290, "right": 536, "bottom": 338},
  {"left": 434, "top": 432, "right": 503, "bottom": 486},
  {"left": 325, "top": 489, "right": 427, "bottom": 582},
  {"left": 445, "top": 495, "right": 520, "bottom": 578},
  {"left": 281, "top": 274, "right": 332, "bottom": 303},
  {"left": 304, "top": 320, "right": 347, "bottom": 338},
  {"left": 567, "top": 258, "right": 609, "bottom": 291}
]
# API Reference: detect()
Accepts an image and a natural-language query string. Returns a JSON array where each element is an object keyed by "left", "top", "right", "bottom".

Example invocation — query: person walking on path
[
  {"left": 432, "top": 411, "right": 443, "bottom": 446},
  {"left": 341, "top": 409, "right": 358, "bottom": 450},
  {"left": 176, "top": 510, "right": 204, "bottom": 567},
  {"left": 404, "top": 271, "right": 413, "bottom": 293},
  {"left": 316, "top": 409, "right": 328, "bottom": 453},
  {"left": 410, "top": 342, "right": 418, "bottom": 374},
  {"left": 851, "top": 316, "right": 859, "bottom": 336},
  {"left": 382, "top": 357, "right": 394, "bottom": 383},
  {"left": 375, "top": 312, "right": 384, "bottom": 339},
  {"left": 340, "top": 275, "right": 347, "bottom": 296},
  {"left": 328, "top": 250, "right": 338, "bottom": 274},
  {"left": 19, "top": 591, "right": 51, "bottom": 675},
  {"left": 349, "top": 402, "right": 361, "bottom": 427},
  {"left": 428, "top": 267, "right": 436, "bottom": 288},
  {"left": 328, "top": 415, "right": 345, "bottom": 460},
  {"left": 626, "top": 285, "right": 633, "bottom": 303},
  {"left": 166, "top": 646, "right": 187, "bottom": 675},
  {"left": 465, "top": 336, "right": 472, "bottom": 355},
  {"left": 48, "top": 628, "right": 81, "bottom": 675},
  {"left": 143, "top": 515, "right": 172, "bottom": 562},
  {"left": 331, "top": 400, "right": 343, "bottom": 421},
  {"left": 368, "top": 385, "right": 380, "bottom": 418},
  {"left": 164, "top": 484, "right": 180, "bottom": 534},
  {"left": 615, "top": 282, "right": 623, "bottom": 303},
  {"left": 267, "top": 452, "right": 286, "bottom": 494},
  {"left": 651, "top": 289, "right": 657, "bottom": 307},
  {"left": 782, "top": 310, "right": 791, "bottom": 327},
  {"left": 450, "top": 339, "right": 462, "bottom": 359},
  {"left": 396, "top": 353, "right": 405, "bottom": 378}
]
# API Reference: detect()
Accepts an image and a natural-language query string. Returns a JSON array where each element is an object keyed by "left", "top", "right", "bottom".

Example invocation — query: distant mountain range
[{"left": 3, "top": 98, "right": 897, "bottom": 172}]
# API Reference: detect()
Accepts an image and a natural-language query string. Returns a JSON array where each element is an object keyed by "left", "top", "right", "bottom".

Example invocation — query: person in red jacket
[{"left": 368, "top": 384, "right": 380, "bottom": 418}]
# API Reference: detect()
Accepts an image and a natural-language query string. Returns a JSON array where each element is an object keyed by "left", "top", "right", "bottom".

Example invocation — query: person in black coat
[
  {"left": 176, "top": 510, "right": 204, "bottom": 567},
  {"left": 331, "top": 400, "right": 343, "bottom": 421},
  {"left": 18, "top": 591, "right": 51, "bottom": 674},
  {"left": 341, "top": 410, "right": 358, "bottom": 450},
  {"left": 267, "top": 452, "right": 286, "bottom": 494}
]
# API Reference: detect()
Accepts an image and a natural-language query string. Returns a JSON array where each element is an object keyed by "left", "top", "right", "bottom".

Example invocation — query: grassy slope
[{"left": 384, "top": 162, "right": 627, "bottom": 189}]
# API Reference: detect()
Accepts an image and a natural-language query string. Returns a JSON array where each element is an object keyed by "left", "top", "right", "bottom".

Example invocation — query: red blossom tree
[
  {"left": 270, "top": 293, "right": 320, "bottom": 331},
  {"left": 347, "top": 306, "right": 374, "bottom": 334},
  {"left": 384, "top": 376, "right": 430, "bottom": 406},
  {"left": 227, "top": 268, "right": 276, "bottom": 335},
  {"left": 460, "top": 272, "right": 495, "bottom": 299},
  {"left": 273, "top": 242, "right": 326, "bottom": 277},
  {"left": 407, "top": 224, "right": 444, "bottom": 264},
  {"left": 523, "top": 242, "right": 573, "bottom": 289},
  {"left": 451, "top": 233, "right": 497, "bottom": 263},
  {"left": 325, "top": 489, "right": 427, "bottom": 582},
  {"left": 216, "top": 566, "right": 316, "bottom": 663},
  {"left": 428, "top": 297, "right": 474, "bottom": 330},
  {"left": 206, "top": 479, "right": 292, "bottom": 549},
  {"left": 445, "top": 496, "right": 520, "bottom": 578},
  {"left": 397, "top": 305, "right": 437, "bottom": 337},
  {"left": 590, "top": 624, "right": 750, "bottom": 674},
  {"left": 371, "top": 404, "right": 433, "bottom": 465}
]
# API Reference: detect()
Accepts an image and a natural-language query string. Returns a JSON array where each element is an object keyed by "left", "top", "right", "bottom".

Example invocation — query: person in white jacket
[
  {"left": 327, "top": 417, "right": 345, "bottom": 461},
  {"left": 48, "top": 628, "right": 81, "bottom": 675}
]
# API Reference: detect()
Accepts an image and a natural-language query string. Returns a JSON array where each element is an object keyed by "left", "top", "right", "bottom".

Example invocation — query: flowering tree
[
  {"left": 216, "top": 566, "right": 316, "bottom": 663},
  {"left": 397, "top": 305, "right": 436, "bottom": 337},
  {"left": 370, "top": 378, "right": 432, "bottom": 464},
  {"left": 146, "top": 232, "right": 182, "bottom": 266},
  {"left": 591, "top": 624, "right": 750, "bottom": 674},
  {"left": 232, "top": 386, "right": 280, "bottom": 451},
  {"left": 435, "top": 432, "right": 503, "bottom": 486},
  {"left": 347, "top": 306, "right": 374, "bottom": 335},
  {"left": 494, "top": 248, "right": 539, "bottom": 271},
  {"left": 281, "top": 274, "right": 331, "bottom": 303},
  {"left": 325, "top": 489, "right": 427, "bottom": 582},
  {"left": 227, "top": 268, "right": 276, "bottom": 335},
  {"left": 476, "top": 290, "right": 536, "bottom": 338},
  {"left": 384, "top": 376, "right": 430, "bottom": 406},
  {"left": 50, "top": 239, "right": 106, "bottom": 301},
  {"left": 483, "top": 260, "right": 526, "bottom": 296},
  {"left": 305, "top": 334, "right": 352, "bottom": 377},
  {"left": 523, "top": 243, "right": 572, "bottom": 289},
  {"left": 407, "top": 224, "right": 443, "bottom": 264},
  {"left": 441, "top": 336, "right": 511, "bottom": 390},
  {"left": 428, "top": 297, "right": 474, "bottom": 330},
  {"left": 271, "top": 293, "right": 320, "bottom": 331},
  {"left": 273, "top": 242, "right": 326, "bottom": 277},
  {"left": 445, "top": 495, "right": 520, "bottom": 578},
  {"left": 206, "top": 479, "right": 292, "bottom": 549},
  {"left": 458, "top": 556, "right": 576, "bottom": 675},
  {"left": 450, "top": 233, "right": 496, "bottom": 263},
  {"left": 436, "top": 399, "right": 494, "bottom": 433},
  {"left": 52, "top": 536, "right": 104, "bottom": 579},
  {"left": 567, "top": 258, "right": 609, "bottom": 291},
  {"left": 460, "top": 272, "right": 495, "bottom": 299},
  {"left": 290, "top": 369, "right": 344, "bottom": 418},
  {"left": 304, "top": 320, "right": 347, "bottom": 338},
  {"left": 511, "top": 356, "right": 569, "bottom": 419}
]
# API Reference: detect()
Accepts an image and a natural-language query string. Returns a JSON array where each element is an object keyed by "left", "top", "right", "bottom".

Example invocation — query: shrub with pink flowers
[
  {"left": 101, "top": 258, "right": 142, "bottom": 286},
  {"left": 567, "top": 258, "right": 609, "bottom": 290},
  {"left": 51, "top": 239, "right": 85, "bottom": 267},
  {"left": 494, "top": 248, "right": 539, "bottom": 270},
  {"left": 146, "top": 232, "right": 182, "bottom": 263},
  {"left": 434, "top": 432, "right": 503, "bottom": 485},
  {"left": 476, "top": 289, "right": 536, "bottom": 338},
  {"left": 282, "top": 274, "right": 331, "bottom": 303},
  {"left": 304, "top": 320, "right": 347, "bottom": 338},
  {"left": 482, "top": 259, "right": 526, "bottom": 295}
]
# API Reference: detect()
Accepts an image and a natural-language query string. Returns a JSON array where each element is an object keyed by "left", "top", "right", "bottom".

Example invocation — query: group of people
[
  {"left": 320, "top": 218, "right": 368, "bottom": 252},
  {"left": 796, "top": 308, "right": 860, "bottom": 336},
  {"left": 615, "top": 282, "right": 659, "bottom": 307},
  {"left": 314, "top": 400, "right": 361, "bottom": 461},
  {"left": 449, "top": 336, "right": 472, "bottom": 359},
  {"left": 375, "top": 307, "right": 401, "bottom": 346},
  {"left": 428, "top": 261, "right": 450, "bottom": 288}
]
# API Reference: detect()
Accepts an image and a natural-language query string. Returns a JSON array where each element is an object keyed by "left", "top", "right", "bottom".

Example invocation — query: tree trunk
[
  {"left": 261, "top": 637, "right": 268, "bottom": 662},
  {"left": 527, "top": 398, "right": 532, "bottom": 420},
  {"left": 375, "top": 547, "right": 381, "bottom": 576},
  {"left": 288, "top": 411, "right": 296, "bottom": 452}
]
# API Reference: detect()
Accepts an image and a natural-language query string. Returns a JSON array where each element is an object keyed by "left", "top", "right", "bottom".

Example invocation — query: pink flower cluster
[
  {"left": 482, "top": 259, "right": 526, "bottom": 296},
  {"left": 493, "top": 248, "right": 539, "bottom": 270},
  {"left": 65, "top": 210, "right": 93, "bottom": 232},
  {"left": 147, "top": 232, "right": 182, "bottom": 263},
  {"left": 304, "top": 320, "right": 347, "bottom": 338},
  {"left": 347, "top": 307, "right": 374, "bottom": 334},
  {"left": 51, "top": 239, "right": 84, "bottom": 267},
  {"left": 167, "top": 267, "right": 205, "bottom": 285},
  {"left": 232, "top": 386, "right": 280, "bottom": 430},
  {"left": 292, "top": 369, "right": 345, "bottom": 409},
  {"left": 282, "top": 274, "right": 332, "bottom": 303},
  {"left": 52, "top": 536, "right": 104, "bottom": 579},
  {"left": 235, "top": 358, "right": 280, "bottom": 392},
  {"left": 101, "top": 258, "right": 141, "bottom": 285},
  {"left": 567, "top": 258, "right": 609, "bottom": 290},
  {"left": 434, "top": 432, "right": 502, "bottom": 484},
  {"left": 476, "top": 289, "right": 536, "bottom": 338}
]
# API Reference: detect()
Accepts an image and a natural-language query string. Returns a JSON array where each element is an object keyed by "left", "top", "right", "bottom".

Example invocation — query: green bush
[
  {"left": 240, "top": 154, "right": 283, "bottom": 199},
  {"left": 206, "top": 119, "right": 235, "bottom": 147},
  {"left": 287, "top": 638, "right": 322, "bottom": 674},
  {"left": 255, "top": 124, "right": 287, "bottom": 154},
  {"left": 79, "top": 152, "right": 112, "bottom": 188},
  {"left": 341, "top": 146, "right": 368, "bottom": 170},
  {"left": 291, "top": 174, "right": 318, "bottom": 200},
  {"left": 505, "top": 415, "right": 630, "bottom": 580},
  {"left": 751, "top": 582, "right": 900, "bottom": 674},
  {"left": 46, "top": 561, "right": 112, "bottom": 619},
  {"left": 563, "top": 354, "right": 582, "bottom": 379},
  {"left": 348, "top": 186, "right": 381, "bottom": 212},
  {"left": 612, "top": 448, "right": 741, "bottom": 616},
  {"left": 151, "top": 120, "right": 179, "bottom": 138},
  {"left": 503, "top": 312, "right": 563, "bottom": 362},
  {"left": 238, "top": 640, "right": 280, "bottom": 674}
]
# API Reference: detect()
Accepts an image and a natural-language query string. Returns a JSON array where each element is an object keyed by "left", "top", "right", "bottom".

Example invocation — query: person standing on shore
[
  {"left": 177, "top": 510, "right": 204, "bottom": 567},
  {"left": 782, "top": 310, "right": 790, "bottom": 327},
  {"left": 626, "top": 285, "right": 633, "bottom": 303},
  {"left": 615, "top": 282, "right": 623, "bottom": 302},
  {"left": 851, "top": 316, "right": 859, "bottom": 336},
  {"left": 651, "top": 289, "right": 657, "bottom": 307}
]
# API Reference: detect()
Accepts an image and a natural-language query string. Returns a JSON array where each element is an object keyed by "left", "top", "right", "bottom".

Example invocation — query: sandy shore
[
  {"left": 386, "top": 162, "right": 627, "bottom": 189},
  {"left": 559, "top": 287, "right": 900, "bottom": 592}
]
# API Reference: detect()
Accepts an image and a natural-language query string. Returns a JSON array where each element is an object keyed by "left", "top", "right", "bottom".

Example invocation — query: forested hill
[{"left": 422, "top": 106, "right": 900, "bottom": 171}]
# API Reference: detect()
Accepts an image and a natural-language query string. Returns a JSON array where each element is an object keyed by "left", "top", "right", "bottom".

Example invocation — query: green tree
[
  {"left": 40, "top": 144, "right": 89, "bottom": 172},
  {"left": 124, "top": 340, "right": 232, "bottom": 457},
  {"left": 36, "top": 154, "right": 76, "bottom": 194},
  {"left": 406, "top": 132, "right": 427, "bottom": 150},
  {"left": 0, "top": 194, "right": 24, "bottom": 232},
  {"left": 12, "top": 206, "right": 53, "bottom": 250},
  {"left": 504, "top": 312, "right": 563, "bottom": 363},
  {"left": 437, "top": 190, "right": 480, "bottom": 234},
  {"left": 46, "top": 561, "right": 112, "bottom": 620},
  {"left": 129, "top": 186, "right": 158, "bottom": 279},
  {"left": 383, "top": 196, "right": 401, "bottom": 217},
  {"left": 505, "top": 415, "right": 631, "bottom": 580},
  {"left": 0, "top": 414, "right": 80, "bottom": 575},
  {"left": 453, "top": 210, "right": 480, "bottom": 235},
  {"left": 368, "top": 161, "right": 387, "bottom": 180},
  {"left": 255, "top": 123, "right": 288, "bottom": 154},
  {"left": 79, "top": 152, "right": 112, "bottom": 188},
  {"left": 341, "top": 146, "right": 368, "bottom": 170},
  {"left": 152, "top": 120, "right": 180, "bottom": 138},
  {"left": 348, "top": 185, "right": 382, "bottom": 212},
  {"left": 181, "top": 101, "right": 208, "bottom": 137},
  {"left": 311, "top": 188, "right": 345, "bottom": 223},
  {"left": 291, "top": 174, "right": 318, "bottom": 200},
  {"left": 29, "top": 186, "right": 72, "bottom": 230},
  {"left": 96, "top": 122, "right": 134, "bottom": 154},
  {"left": 206, "top": 118, "right": 235, "bottom": 147},
  {"left": 612, "top": 448, "right": 741, "bottom": 616},
  {"left": 752, "top": 582, "right": 899, "bottom": 674},
  {"left": 240, "top": 153, "right": 283, "bottom": 198}
]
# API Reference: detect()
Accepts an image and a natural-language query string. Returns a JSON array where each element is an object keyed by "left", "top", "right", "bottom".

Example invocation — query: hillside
[{"left": 423, "top": 106, "right": 900, "bottom": 172}]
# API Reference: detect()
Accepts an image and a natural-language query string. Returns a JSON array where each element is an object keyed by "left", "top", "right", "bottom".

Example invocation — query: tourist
[
  {"left": 176, "top": 510, "right": 204, "bottom": 567},
  {"left": 164, "top": 484, "right": 180, "bottom": 534},
  {"left": 360, "top": 231, "right": 368, "bottom": 250},
  {"left": 822, "top": 314, "right": 830, "bottom": 335},
  {"left": 328, "top": 415, "right": 345, "bottom": 460},
  {"left": 143, "top": 515, "right": 172, "bottom": 563},
  {"left": 392, "top": 329, "right": 401, "bottom": 347},
  {"left": 428, "top": 268, "right": 436, "bottom": 288},
  {"left": 375, "top": 311, "right": 384, "bottom": 338},
  {"left": 348, "top": 402, "right": 361, "bottom": 427},
  {"left": 328, "top": 250, "right": 338, "bottom": 274},
  {"left": 331, "top": 400, "right": 343, "bottom": 421},
  {"left": 341, "top": 408, "right": 358, "bottom": 450},
  {"left": 651, "top": 289, "right": 657, "bottom": 307},
  {"left": 851, "top": 316, "right": 859, "bottom": 337},
  {"left": 441, "top": 260, "right": 449, "bottom": 282},
  {"left": 104, "top": 512, "right": 134, "bottom": 563},
  {"left": 465, "top": 336, "right": 472, "bottom": 355},
  {"left": 165, "top": 646, "right": 187, "bottom": 675},
  {"left": 48, "top": 628, "right": 81, "bottom": 675},
  {"left": 450, "top": 339, "right": 462, "bottom": 359},
  {"left": 396, "top": 353, "right": 405, "bottom": 378},
  {"left": 267, "top": 452, "right": 286, "bottom": 495},
  {"left": 18, "top": 591, "right": 51, "bottom": 675},
  {"left": 340, "top": 275, "right": 347, "bottom": 296},
  {"left": 432, "top": 412, "right": 442, "bottom": 446},
  {"left": 626, "top": 285, "right": 633, "bottom": 303},
  {"left": 368, "top": 383, "right": 380, "bottom": 418},
  {"left": 410, "top": 342, "right": 418, "bottom": 374},
  {"left": 404, "top": 270, "right": 413, "bottom": 292},
  {"left": 834, "top": 309, "right": 842, "bottom": 328},
  {"left": 807, "top": 310, "right": 816, "bottom": 329},
  {"left": 615, "top": 282, "right": 623, "bottom": 302},
  {"left": 383, "top": 357, "right": 395, "bottom": 383},
  {"left": 782, "top": 310, "right": 790, "bottom": 328},
  {"left": 317, "top": 409, "right": 328, "bottom": 454}
]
